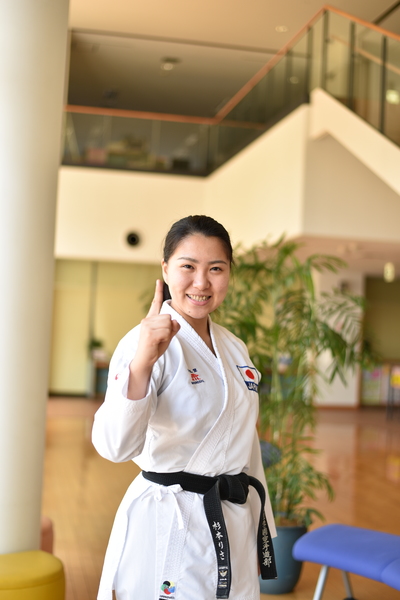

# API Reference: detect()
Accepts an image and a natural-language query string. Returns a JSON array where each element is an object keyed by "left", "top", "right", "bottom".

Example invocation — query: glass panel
[
  {"left": 384, "top": 37, "right": 400, "bottom": 146},
  {"left": 222, "top": 31, "right": 310, "bottom": 126},
  {"left": 263, "top": 67, "right": 276, "bottom": 123},
  {"left": 222, "top": 75, "right": 268, "bottom": 125},
  {"left": 266, "top": 55, "right": 287, "bottom": 121},
  {"left": 158, "top": 121, "right": 209, "bottom": 173},
  {"left": 208, "top": 124, "right": 261, "bottom": 169},
  {"left": 105, "top": 116, "right": 154, "bottom": 170},
  {"left": 287, "top": 30, "right": 311, "bottom": 103},
  {"left": 310, "top": 15, "right": 324, "bottom": 91},
  {"left": 353, "top": 25, "right": 383, "bottom": 130},
  {"left": 62, "top": 112, "right": 210, "bottom": 175},
  {"left": 325, "top": 11, "right": 351, "bottom": 105}
]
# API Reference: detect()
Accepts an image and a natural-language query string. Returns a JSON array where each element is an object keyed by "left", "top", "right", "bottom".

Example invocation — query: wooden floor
[{"left": 43, "top": 400, "right": 400, "bottom": 599}]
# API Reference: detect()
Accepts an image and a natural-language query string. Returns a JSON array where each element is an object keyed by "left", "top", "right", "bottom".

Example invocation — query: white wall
[
  {"left": 310, "top": 88, "right": 400, "bottom": 197},
  {"left": 56, "top": 106, "right": 310, "bottom": 260},
  {"left": 56, "top": 93, "right": 400, "bottom": 263},
  {"left": 204, "top": 105, "right": 309, "bottom": 248},
  {"left": 303, "top": 134, "right": 400, "bottom": 242},
  {"left": 313, "top": 270, "right": 365, "bottom": 407},
  {"left": 55, "top": 167, "right": 205, "bottom": 263}
]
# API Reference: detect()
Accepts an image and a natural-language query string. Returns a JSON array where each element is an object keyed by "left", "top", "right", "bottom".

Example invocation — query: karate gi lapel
[
  {"left": 184, "top": 320, "right": 233, "bottom": 475},
  {"left": 161, "top": 302, "right": 233, "bottom": 476}
]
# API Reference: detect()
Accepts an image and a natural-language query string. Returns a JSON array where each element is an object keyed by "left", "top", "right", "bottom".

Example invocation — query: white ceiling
[
  {"left": 68, "top": 0, "right": 397, "bottom": 50},
  {"left": 68, "top": 32, "right": 275, "bottom": 116},
  {"left": 379, "top": 5, "right": 400, "bottom": 34}
]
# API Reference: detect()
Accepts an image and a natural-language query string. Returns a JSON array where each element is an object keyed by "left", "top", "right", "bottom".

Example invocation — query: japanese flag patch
[{"left": 236, "top": 365, "right": 259, "bottom": 392}]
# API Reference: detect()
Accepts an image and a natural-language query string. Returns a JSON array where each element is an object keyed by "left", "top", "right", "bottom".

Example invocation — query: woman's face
[{"left": 162, "top": 234, "right": 230, "bottom": 328}]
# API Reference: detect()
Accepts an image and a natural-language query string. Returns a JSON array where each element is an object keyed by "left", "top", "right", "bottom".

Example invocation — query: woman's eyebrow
[{"left": 177, "top": 256, "right": 228, "bottom": 265}]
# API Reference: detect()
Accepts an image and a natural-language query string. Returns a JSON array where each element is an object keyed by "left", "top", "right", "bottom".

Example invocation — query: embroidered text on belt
[{"left": 142, "top": 470, "right": 277, "bottom": 599}]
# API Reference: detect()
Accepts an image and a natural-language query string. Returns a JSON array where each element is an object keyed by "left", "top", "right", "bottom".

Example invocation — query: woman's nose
[{"left": 193, "top": 270, "right": 210, "bottom": 289}]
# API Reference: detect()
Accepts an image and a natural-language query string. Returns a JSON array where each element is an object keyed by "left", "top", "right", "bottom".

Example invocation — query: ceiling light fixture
[
  {"left": 275, "top": 25, "right": 288, "bottom": 32},
  {"left": 386, "top": 89, "right": 400, "bottom": 105},
  {"left": 160, "top": 57, "right": 180, "bottom": 71},
  {"left": 383, "top": 262, "right": 395, "bottom": 282}
]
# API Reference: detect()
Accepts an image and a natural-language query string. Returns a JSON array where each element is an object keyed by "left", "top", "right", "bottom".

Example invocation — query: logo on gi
[
  {"left": 159, "top": 580, "right": 176, "bottom": 599},
  {"left": 188, "top": 368, "right": 205, "bottom": 384},
  {"left": 236, "top": 365, "right": 259, "bottom": 392}
]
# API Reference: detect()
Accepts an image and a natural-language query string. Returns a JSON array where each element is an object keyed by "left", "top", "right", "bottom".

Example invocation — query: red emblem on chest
[{"left": 188, "top": 368, "right": 205, "bottom": 385}]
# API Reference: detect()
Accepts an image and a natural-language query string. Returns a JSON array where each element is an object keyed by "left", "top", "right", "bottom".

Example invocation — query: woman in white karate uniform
[{"left": 92, "top": 215, "right": 277, "bottom": 600}]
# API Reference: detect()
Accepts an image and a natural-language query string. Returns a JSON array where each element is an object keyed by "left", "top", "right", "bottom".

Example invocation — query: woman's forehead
[{"left": 171, "top": 234, "right": 230, "bottom": 261}]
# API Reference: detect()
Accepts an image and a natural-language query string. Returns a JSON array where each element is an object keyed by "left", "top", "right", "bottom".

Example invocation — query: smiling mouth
[{"left": 187, "top": 294, "right": 211, "bottom": 301}]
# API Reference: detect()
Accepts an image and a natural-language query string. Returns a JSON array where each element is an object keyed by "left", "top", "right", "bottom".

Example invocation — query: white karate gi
[{"left": 92, "top": 301, "right": 276, "bottom": 600}]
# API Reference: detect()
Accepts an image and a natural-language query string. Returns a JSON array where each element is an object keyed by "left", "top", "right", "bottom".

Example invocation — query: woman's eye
[
  {"left": 211, "top": 266, "right": 222, "bottom": 272},
  {"left": 182, "top": 264, "right": 193, "bottom": 269}
]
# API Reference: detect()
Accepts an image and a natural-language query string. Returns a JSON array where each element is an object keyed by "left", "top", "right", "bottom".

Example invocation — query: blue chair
[{"left": 293, "top": 524, "right": 400, "bottom": 599}]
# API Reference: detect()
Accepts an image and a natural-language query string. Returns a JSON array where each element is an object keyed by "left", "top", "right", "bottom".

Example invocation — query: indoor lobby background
[{"left": 1, "top": 0, "right": 400, "bottom": 599}]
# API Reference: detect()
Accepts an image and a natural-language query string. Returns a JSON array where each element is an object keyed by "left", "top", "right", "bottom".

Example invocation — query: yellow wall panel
[
  {"left": 95, "top": 262, "right": 162, "bottom": 356},
  {"left": 365, "top": 278, "right": 400, "bottom": 360},
  {"left": 49, "top": 259, "right": 161, "bottom": 395},
  {"left": 49, "top": 261, "right": 92, "bottom": 394}
]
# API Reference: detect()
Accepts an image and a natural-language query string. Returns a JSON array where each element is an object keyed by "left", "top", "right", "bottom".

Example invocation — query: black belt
[{"left": 142, "top": 470, "right": 277, "bottom": 599}]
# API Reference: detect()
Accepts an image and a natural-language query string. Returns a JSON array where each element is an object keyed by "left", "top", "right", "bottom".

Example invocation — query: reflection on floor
[{"left": 43, "top": 399, "right": 400, "bottom": 600}]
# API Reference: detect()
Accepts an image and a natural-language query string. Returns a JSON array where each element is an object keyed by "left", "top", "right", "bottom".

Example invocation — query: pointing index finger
[{"left": 147, "top": 279, "right": 164, "bottom": 316}]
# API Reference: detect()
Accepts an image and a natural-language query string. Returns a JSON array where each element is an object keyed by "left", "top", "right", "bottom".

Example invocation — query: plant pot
[{"left": 260, "top": 525, "right": 307, "bottom": 595}]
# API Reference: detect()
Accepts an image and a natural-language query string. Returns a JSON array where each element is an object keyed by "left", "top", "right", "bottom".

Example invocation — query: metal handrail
[
  {"left": 65, "top": 105, "right": 268, "bottom": 130},
  {"left": 65, "top": 104, "right": 216, "bottom": 125},
  {"left": 326, "top": 4, "right": 400, "bottom": 42}
]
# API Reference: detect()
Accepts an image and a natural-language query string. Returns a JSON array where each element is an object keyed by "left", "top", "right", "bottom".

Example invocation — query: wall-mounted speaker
[{"left": 126, "top": 232, "right": 141, "bottom": 247}]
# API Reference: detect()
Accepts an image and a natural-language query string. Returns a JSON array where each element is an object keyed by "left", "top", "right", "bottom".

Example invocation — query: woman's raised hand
[
  {"left": 139, "top": 279, "right": 180, "bottom": 365},
  {"left": 127, "top": 280, "right": 180, "bottom": 400}
]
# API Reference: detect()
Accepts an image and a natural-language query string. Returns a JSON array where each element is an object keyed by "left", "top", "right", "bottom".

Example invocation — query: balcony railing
[{"left": 62, "top": 5, "right": 400, "bottom": 176}]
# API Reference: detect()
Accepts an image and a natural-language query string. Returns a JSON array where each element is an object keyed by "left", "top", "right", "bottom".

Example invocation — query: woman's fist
[
  {"left": 127, "top": 280, "right": 180, "bottom": 400},
  {"left": 136, "top": 280, "right": 180, "bottom": 366}
]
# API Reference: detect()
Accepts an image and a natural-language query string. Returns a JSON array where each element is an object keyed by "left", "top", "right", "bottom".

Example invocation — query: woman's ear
[{"left": 161, "top": 260, "right": 168, "bottom": 284}]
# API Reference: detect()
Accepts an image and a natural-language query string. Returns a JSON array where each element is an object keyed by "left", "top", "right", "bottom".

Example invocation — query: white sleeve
[
  {"left": 91, "top": 329, "right": 163, "bottom": 463},
  {"left": 248, "top": 429, "right": 277, "bottom": 538}
]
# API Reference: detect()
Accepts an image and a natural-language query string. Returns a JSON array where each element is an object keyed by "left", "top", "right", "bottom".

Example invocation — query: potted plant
[{"left": 215, "top": 237, "right": 367, "bottom": 594}]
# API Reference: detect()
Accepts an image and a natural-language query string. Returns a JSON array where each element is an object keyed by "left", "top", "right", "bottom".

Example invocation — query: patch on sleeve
[{"left": 236, "top": 365, "right": 259, "bottom": 392}]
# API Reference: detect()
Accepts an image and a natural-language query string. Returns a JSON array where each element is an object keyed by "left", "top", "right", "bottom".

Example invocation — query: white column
[{"left": 0, "top": 0, "right": 69, "bottom": 553}]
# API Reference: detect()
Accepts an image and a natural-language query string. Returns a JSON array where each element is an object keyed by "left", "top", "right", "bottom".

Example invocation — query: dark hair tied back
[{"left": 162, "top": 215, "right": 233, "bottom": 301}]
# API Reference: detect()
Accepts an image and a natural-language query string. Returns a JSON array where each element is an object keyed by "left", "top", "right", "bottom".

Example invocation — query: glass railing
[
  {"left": 320, "top": 9, "right": 400, "bottom": 145},
  {"left": 62, "top": 109, "right": 262, "bottom": 176},
  {"left": 63, "top": 111, "right": 212, "bottom": 175},
  {"left": 217, "top": 29, "right": 313, "bottom": 126},
  {"left": 62, "top": 7, "right": 400, "bottom": 176},
  {"left": 219, "top": 7, "right": 400, "bottom": 148}
]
